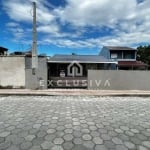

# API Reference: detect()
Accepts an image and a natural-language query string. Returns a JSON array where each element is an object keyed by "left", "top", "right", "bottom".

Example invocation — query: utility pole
[{"left": 32, "top": 2, "right": 38, "bottom": 75}]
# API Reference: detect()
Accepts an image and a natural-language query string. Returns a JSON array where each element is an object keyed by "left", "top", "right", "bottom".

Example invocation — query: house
[
  {"left": 48, "top": 54, "right": 117, "bottom": 77},
  {"left": 0, "top": 46, "right": 8, "bottom": 56},
  {"left": 100, "top": 46, "right": 148, "bottom": 70},
  {"left": 48, "top": 54, "right": 117, "bottom": 88}
]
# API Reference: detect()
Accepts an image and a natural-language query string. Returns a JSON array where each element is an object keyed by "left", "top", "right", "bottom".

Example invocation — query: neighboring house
[
  {"left": 100, "top": 46, "right": 148, "bottom": 70},
  {"left": 0, "top": 46, "right": 8, "bottom": 55},
  {"left": 100, "top": 46, "right": 137, "bottom": 60}
]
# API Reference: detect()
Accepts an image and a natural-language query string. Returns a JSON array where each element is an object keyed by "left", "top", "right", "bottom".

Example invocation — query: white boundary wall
[
  {"left": 88, "top": 70, "right": 150, "bottom": 90},
  {"left": 0, "top": 56, "right": 25, "bottom": 88}
]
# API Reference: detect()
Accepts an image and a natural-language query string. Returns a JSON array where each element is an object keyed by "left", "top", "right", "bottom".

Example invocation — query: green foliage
[{"left": 137, "top": 45, "right": 150, "bottom": 65}]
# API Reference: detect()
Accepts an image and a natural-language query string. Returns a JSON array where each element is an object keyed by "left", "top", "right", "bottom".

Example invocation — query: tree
[{"left": 137, "top": 45, "right": 150, "bottom": 65}]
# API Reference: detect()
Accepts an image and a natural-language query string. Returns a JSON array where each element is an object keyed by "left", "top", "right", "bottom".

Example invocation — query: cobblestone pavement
[{"left": 0, "top": 96, "right": 150, "bottom": 150}]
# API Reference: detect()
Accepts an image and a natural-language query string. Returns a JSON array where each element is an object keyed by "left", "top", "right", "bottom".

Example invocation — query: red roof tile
[{"left": 118, "top": 61, "right": 148, "bottom": 67}]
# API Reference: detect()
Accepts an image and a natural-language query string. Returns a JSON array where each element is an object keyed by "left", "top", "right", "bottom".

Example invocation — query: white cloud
[
  {"left": 56, "top": 0, "right": 137, "bottom": 27},
  {"left": 3, "top": 0, "right": 32, "bottom": 22},
  {"left": 5, "top": 21, "right": 31, "bottom": 41},
  {"left": 51, "top": 0, "right": 150, "bottom": 48},
  {"left": 44, "top": 30, "right": 150, "bottom": 49},
  {"left": 2, "top": 0, "right": 55, "bottom": 24},
  {"left": 41, "top": 38, "right": 97, "bottom": 49},
  {"left": 9, "top": 27, "right": 25, "bottom": 39},
  {"left": 3, "top": 0, "right": 60, "bottom": 41},
  {"left": 85, "top": 30, "right": 150, "bottom": 48},
  {"left": 37, "top": 25, "right": 59, "bottom": 34},
  {"left": 2, "top": 0, "right": 150, "bottom": 50},
  {"left": 6, "top": 22, "right": 20, "bottom": 27},
  {"left": 37, "top": 25, "right": 66, "bottom": 38}
]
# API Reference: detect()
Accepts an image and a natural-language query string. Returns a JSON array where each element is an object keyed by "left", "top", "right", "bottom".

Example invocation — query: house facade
[
  {"left": 48, "top": 54, "right": 117, "bottom": 88},
  {"left": 48, "top": 55, "right": 117, "bottom": 77},
  {"left": 100, "top": 46, "right": 148, "bottom": 70}
]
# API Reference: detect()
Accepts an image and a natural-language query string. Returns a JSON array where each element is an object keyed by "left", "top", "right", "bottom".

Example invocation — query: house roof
[
  {"left": 0, "top": 46, "right": 8, "bottom": 51},
  {"left": 118, "top": 61, "right": 148, "bottom": 67},
  {"left": 105, "top": 46, "right": 137, "bottom": 51},
  {"left": 48, "top": 54, "right": 117, "bottom": 64}
]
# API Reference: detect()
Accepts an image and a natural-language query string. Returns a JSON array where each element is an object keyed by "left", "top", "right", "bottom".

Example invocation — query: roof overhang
[
  {"left": 104, "top": 46, "right": 137, "bottom": 51},
  {"left": 48, "top": 60, "right": 118, "bottom": 64}
]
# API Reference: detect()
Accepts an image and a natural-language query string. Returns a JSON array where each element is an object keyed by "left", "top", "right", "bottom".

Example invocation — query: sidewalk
[{"left": 0, "top": 89, "right": 150, "bottom": 96}]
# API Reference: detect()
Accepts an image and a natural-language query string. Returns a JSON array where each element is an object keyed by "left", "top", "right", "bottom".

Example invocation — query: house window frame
[{"left": 110, "top": 53, "right": 118, "bottom": 59}]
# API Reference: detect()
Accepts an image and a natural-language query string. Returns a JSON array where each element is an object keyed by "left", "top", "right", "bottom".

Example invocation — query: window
[
  {"left": 123, "top": 52, "right": 135, "bottom": 59},
  {"left": 111, "top": 53, "right": 117, "bottom": 59}
]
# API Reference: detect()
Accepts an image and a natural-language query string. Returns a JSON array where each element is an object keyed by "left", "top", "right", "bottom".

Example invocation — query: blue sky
[{"left": 0, "top": 0, "right": 150, "bottom": 56}]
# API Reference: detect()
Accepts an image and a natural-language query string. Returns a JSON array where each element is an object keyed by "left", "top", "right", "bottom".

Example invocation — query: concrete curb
[{"left": 0, "top": 89, "right": 150, "bottom": 96}]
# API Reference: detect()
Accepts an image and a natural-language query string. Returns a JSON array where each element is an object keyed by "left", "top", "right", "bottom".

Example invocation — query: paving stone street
[{"left": 0, "top": 96, "right": 150, "bottom": 150}]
